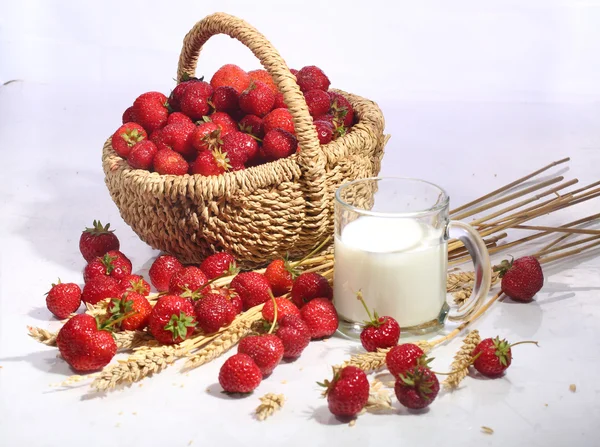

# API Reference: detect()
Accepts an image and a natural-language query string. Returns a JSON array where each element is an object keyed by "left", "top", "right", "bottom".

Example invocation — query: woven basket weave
[{"left": 102, "top": 12, "right": 388, "bottom": 268}]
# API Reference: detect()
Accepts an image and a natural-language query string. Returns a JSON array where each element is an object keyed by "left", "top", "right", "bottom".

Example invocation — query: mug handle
[{"left": 447, "top": 221, "right": 492, "bottom": 321}]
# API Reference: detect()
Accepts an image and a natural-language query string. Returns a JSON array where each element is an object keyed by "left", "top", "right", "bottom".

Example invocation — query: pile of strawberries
[
  {"left": 110, "top": 64, "right": 354, "bottom": 176},
  {"left": 44, "top": 220, "right": 339, "bottom": 390}
]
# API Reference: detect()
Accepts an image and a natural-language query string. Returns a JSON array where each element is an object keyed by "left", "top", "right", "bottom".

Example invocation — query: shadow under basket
[{"left": 102, "top": 12, "right": 389, "bottom": 268}]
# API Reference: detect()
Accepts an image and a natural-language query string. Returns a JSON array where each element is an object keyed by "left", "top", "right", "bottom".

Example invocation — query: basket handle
[{"left": 177, "top": 12, "right": 323, "bottom": 172}]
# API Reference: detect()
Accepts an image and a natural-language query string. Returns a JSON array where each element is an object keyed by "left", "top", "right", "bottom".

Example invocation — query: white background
[{"left": 2, "top": 1, "right": 600, "bottom": 446}]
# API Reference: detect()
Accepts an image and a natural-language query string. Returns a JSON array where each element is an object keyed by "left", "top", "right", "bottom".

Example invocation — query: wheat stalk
[
  {"left": 443, "top": 329, "right": 481, "bottom": 389},
  {"left": 255, "top": 393, "right": 285, "bottom": 421},
  {"left": 28, "top": 326, "right": 57, "bottom": 346}
]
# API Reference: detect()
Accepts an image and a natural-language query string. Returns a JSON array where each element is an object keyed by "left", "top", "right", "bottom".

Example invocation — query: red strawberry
[
  {"left": 304, "top": 89, "right": 331, "bottom": 117},
  {"left": 205, "top": 112, "right": 238, "bottom": 137},
  {"left": 167, "top": 112, "right": 193, "bottom": 125},
  {"left": 149, "top": 255, "right": 184, "bottom": 292},
  {"left": 79, "top": 220, "right": 120, "bottom": 262},
  {"left": 248, "top": 69, "right": 278, "bottom": 94},
  {"left": 314, "top": 114, "right": 334, "bottom": 126},
  {"left": 193, "top": 293, "right": 236, "bottom": 333},
  {"left": 290, "top": 68, "right": 299, "bottom": 76},
  {"left": 263, "top": 108, "right": 295, "bottom": 135},
  {"left": 320, "top": 366, "right": 369, "bottom": 417},
  {"left": 107, "top": 292, "right": 152, "bottom": 331},
  {"left": 45, "top": 280, "right": 81, "bottom": 319},
  {"left": 239, "top": 81, "right": 276, "bottom": 117},
  {"left": 230, "top": 272, "right": 273, "bottom": 311},
  {"left": 211, "top": 86, "right": 240, "bottom": 113},
  {"left": 296, "top": 66, "right": 330, "bottom": 92},
  {"left": 222, "top": 131, "right": 256, "bottom": 166},
  {"left": 119, "top": 274, "right": 151, "bottom": 296},
  {"left": 168, "top": 78, "right": 207, "bottom": 111},
  {"left": 262, "top": 129, "right": 297, "bottom": 161},
  {"left": 169, "top": 266, "right": 208, "bottom": 295},
  {"left": 395, "top": 366, "right": 439, "bottom": 410},
  {"left": 153, "top": 149, "right": 189, "bottom": 175},
  {"left": 158, "top": 122, "right": 196, "bottom": 158},
  {"left": 264, "top": 258, "right": 298, "bottom": 296},
  {"left": 218, "top": 353, "right": 262, "bottom": 393},
  {"left": 471, "top": 337, "right": 541, "bottom": 378},
  {"left": 237, "top": 334, "right": 284, "bottom": 376},
  {"left": 210, "top": 64, "right": 251, "bottom": 95},
  {"left": 191, "top": 122, "right": 222, "bottom": 152},
  {"left": 179, "top": 83, "right": 212, "bottom": 120},
  {"left": 275, "top": 315, "right": 310, "bottom": 359},
  {"left": 329, "top": 92, "right": 354, "bottom": 127},
  {"left": 238, "top": 115, "right": 265, "bottom": 139},
  {"left": 148, "top": 295, "right": 197, "bottom": 344},
  {"left": 386, "top": 343, "right": 425, "bottom": 378},
  {"left": 122, "top": 106, "right": 136, "bottom": 124},
  {"left": 496, "top": 256, "right": 544, "bottom": 302},
  {"left": 261, "top": 297, "right": 301, "bottom": 323},
  {"left": 300, "top": 298, "right": 338, "bottom": 339},
  {"left": 213, "top": 287, "right": 244, "bottom": 315},
  {"left": 128, "top": 140, "right": 158, "bottom": 170},
  {"left": 56, "top": 314, "right": 117, "bottom": 372},
  {"left": 273, "top": 93, "right": 287, "bottom": 109},
  {"left": 83, "top": 250, "right": 132, "bottom": 283},
  {"left": 191, "top": 149, "right": 231, "bottom": 176},
  {"left": 291, "top": 272, "right": 333, "bottom": 308},
  {"left": 111, "top": 123, "right": 147, "bottom": 158},
  {"left": 314, "top": 120, "right": 333, "bottom": 145},
  {"left": 133, "top": 92, "right": 169, "bottom": 133},
  {"left": 199, "top": 252, "right": 238, "bottom": 280},
  {"left": 81, "top": 276, "right": 122, "bottom": 305},
  {"left": 357, "top": 292, "right": 401, "bottom": 352}
]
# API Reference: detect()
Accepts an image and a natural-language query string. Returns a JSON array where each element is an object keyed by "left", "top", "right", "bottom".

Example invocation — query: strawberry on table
[
  {"left": 319, "top": 366, "right": 369, "bottom": 418},
  {"left": 264, "top": 258, "right": 298, "bottom": 296},
  {"left": 132, "top": 92, "right": 169, "bottom": 133},
  {"left": 210, "top": 64, "right": 251, "bottom": 95},
  {"left": 111, "top": 122, "right": 147, "bottom": 158},
  {"left": 239, "top": 81, "right": 276, "bottom": 117},
  {"left": 356, "top": 291, "right": 400, "bottom": 352},
  {"left": 149, "top": 255, "right": 183, "bottom": 292},
  {"left": 261, "top": 297, "right": 301, "bottom": 323},
  {"left": 168, "top": 266, "right": 208, "bottom": 295},
  {"left": 79, "top": 220, "right": 120, "bottom": 262},
  {"left": 81, "top": 276, "right": 122, "bottom": 305},
  {"left": 194, "top": 292, "right": 237, "bottom": 333},
  {"left": 218, "top": 353, "right": 262, "bottom": 394},
  {"left": 262, "top": 129, "right": 297, "bottom": 161},
  {"left": 275, "top": 315, "right": 311, "bottom": 359},
  {"left": 263, "top": 108, "right": 295, "bottom": 135},
  {"left": 496, "top": 256, "right": 544, "bottom": 302},
  {"left": 386, "top": 343, "right": 426, "bottom": 378},
  {"left": 83, "top": 250, "right": 132, "bottom": 283},
  {"left": 107, "top": 293, "right": 152, "bottom": 331},
  {"left": 128, "top": 140, "right": 158, "bottom": 170},
  {"left": 199, "top": 252, "right": 238, "bottom": 280},
  {"left": 296, "top": 65, "right": 330, "bottom": 92},
  {"left": 148, "top": 295, "right": 197, "bottom": 344},
  {"left": 45, "top": 280, "right": 81, "bottom": 319},
  {"left": 230, "top": 272, "right": 273, "bottom": 311},
  {"left": 237, "top": 334, "right": 284, "bottom": 376},
  {"left": 300, "top": 297, "right": 338, "bottom": 339},
  {"left": 119, "top": 274, "right": 151, "bottom": 296},
  {"left": 153, "top": 149, "right": 189, "bottom": 175},
  {"left": 395, "top": 366, "right": 440, "bottom": 410},
  {"left": 472, "top": 336, "right": 538, "bottom": 378},
  {"left": 291, "top": 272, "right": 333, "bottom": 308}
]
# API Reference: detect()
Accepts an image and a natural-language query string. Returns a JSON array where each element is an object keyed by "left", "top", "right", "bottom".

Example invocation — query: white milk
[{"left": 334, "top": 216, "right": 447, "bottom": 328}]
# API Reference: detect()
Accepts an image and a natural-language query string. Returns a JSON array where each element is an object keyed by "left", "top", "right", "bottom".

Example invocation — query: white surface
[{"left": 2, "top": 1, "right": 600, "bottom": 446}]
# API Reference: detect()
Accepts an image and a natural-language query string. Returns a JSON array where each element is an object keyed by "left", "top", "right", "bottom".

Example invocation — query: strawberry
[
  {"left": 168, "top": 266, "right": 208, "bottom": 295},
  {"left": 218, "top": 353, "right": 262, "bottom": 393},
  {"left": 329, "top": 92, "right": 354, "bottom": 127},
  {"left": 239, "top": 81, "right": 276, "bottom": 117},
  {"left": 395, "top": 366, "right": 440, "bottom": 410},
  {"left": 193, "top": 293, "right": 236, "bottom": 333},
  {"left": 111, "top": 123, "right": 147, "bottom": 158},
  {"left": 204, "top": 112, "right": 238, "bottom": 137},
  {"left": 210, "top": 64, "right": 251, "bottom": 95},
  {"left": 179, "top": 82, "right": 212, "bottom": 120},
  {"left": 168, "top": 78, "right": 207, "bottom": 111},
  {"left": 119, "top": 274, "right": 151, "bottom": 296},
  {"left": 261, "top": 297, "right": 301, "bottom": 323},
  {"left": 79, "top": 220, "right": 120, "bottom": 262},
  {"left": 56, "top": 314, "right": 117, "bottom": 372},
  {"left": 230, "top": 272, "right": 273, "bottom": 311},
  {"left": 45, "top": 280, "right": 81, "bottom": 319},
  {"left": 128, "top": 140, "right": 158, "bottom": 170},
  {"left": 107, "top": 292, "right": 152, "bottom": 331},
  {"left": 167, "top": 112, "right": 193, "bottom": 125},
  {"left": 314, "top": 114, "right": 334, "bottom": 126},
  {"left": 83, "top": 250, "right": 132, "bottom": 283},
  {"left": 304, "top": 89, "right": 331, "bottom": 117},
  {"left": 262, "top": 129, "right": 297, "bottom": 161},
  {"left": 273, "top": 93, "right": 287, "bottom": 109},
  {"left": 263, "top": 108, "right": 295, "bottom": 135},
  {"left": 122, "top": 106, "right": 136, "bottom": 124},
  {"left": 149, "top": 255, "right": 184, "bottom": 292},
  {"left": 300, "top": 298, "right": 338, "bottom": 339},
  {"left": 291, "top": 272, "right": 333, "bottom": 308},
  {"left": 319, "top": 366, "right": 369, "bottom": 417},
  {"left": 211, "top": 86, "right": 240, "bottom": 113},
  {"left": 148, "top": 295, "right": 197, "bottom": 344},
  {"left": 153, "top": 149, "right": 189, "bottom": 175},
  {"left": 191, "top": 122, "right": 222, "bottom": 152},
  {"left": 248, "top": 69, "right": 278, "bottom": 94},
  {"left": 191, "top": 149, "right": 231, "bottom": 176},
  {"left": 133, "top": 92, "right": 169, "bottom": 133},
  {"left": 222, "top": 131, "right": 256, "bottom": 166},
  {"left": 313, "top": 120, "right": 333, "bottom": 145},
  {"left": 496, "top": 256, "right": 544, "bottom": 302},
  {"left": 199, "top": 252, "right": 238, "bottom": 280},
  {"left": 472, "top": 337, "right": 537, "bottom": 377},
  {"left": 275, "top": 315, "right": 310, "bottom": 359},
  {"left": 238, "top": 115, "right": 265, "bottom": 139},
  {"left": 237, "top": 334, "right": 284, "bottom": 376},
  {"left": 290, "top": 68, "right": 299, "bottom": 77},
  {"left": 264, "top": 258, "right": 298, "bottom": 296},
  {"left": 296, "top": 66, "right": 330, "bottom": 92},
  {"left": 81, "top": 276, "right": 122, "bottom": 305},
  {"left": 213, "top": 287, "right": 244, "bottom": 315},
  {"left": 357, "top": 292, "right": 400, "bottom": 352},
  {"left": 158, "top": 122, "right": 196, "bottom": 159},
  {"left": 386, "top": 343, "right": 426, "bottom": 378}
]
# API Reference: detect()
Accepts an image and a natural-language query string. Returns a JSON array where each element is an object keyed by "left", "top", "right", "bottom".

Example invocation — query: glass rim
[{"left": 335, "top": 176, "right": 450, "bottom": 218}]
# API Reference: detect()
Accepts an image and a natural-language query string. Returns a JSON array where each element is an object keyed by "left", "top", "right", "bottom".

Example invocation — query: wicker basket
[{"left": 102, "top": 12, "right": 388, "bottom": 268}]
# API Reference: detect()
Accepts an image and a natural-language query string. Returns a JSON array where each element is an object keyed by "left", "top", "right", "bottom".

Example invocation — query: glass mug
[{"left": 333, "top": 177, "right": 491, "bottom": 338}]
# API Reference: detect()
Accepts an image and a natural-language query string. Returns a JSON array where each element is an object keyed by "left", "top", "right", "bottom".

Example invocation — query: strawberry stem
[
  {"left": 100, "top": 310, "right": 138, "bottom": 330},
  {"left": 356, "top": 290, "right": 373, "bottom": 321},
  {"left": 291, "top": 236, "right": 331, "bottom": 268},
  {"left": 509, "top": 340, "right": 539, "bottom": 348},
  {"left": 268, "top": 293, "right": 277, "bottom": 334}
]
